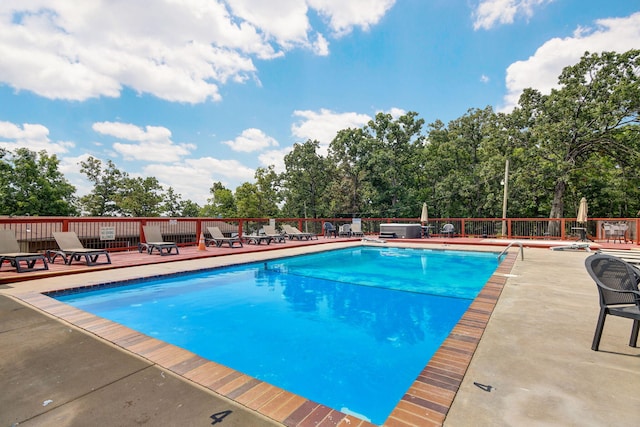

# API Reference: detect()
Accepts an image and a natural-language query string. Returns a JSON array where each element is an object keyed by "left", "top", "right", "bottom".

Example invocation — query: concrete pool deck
[{"left": 1, "top": 241, "right": 639, "bottom": 426}]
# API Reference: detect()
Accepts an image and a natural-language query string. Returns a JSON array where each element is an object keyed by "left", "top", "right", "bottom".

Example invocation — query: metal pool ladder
[{"left": 498, "top": 241, "right": 524, "bottom": 261}]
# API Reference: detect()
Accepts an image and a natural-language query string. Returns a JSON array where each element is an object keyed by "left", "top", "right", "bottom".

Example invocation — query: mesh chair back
[
  {"left": 585, "top": 254, "right": 640, "bottom": 306},
  {"left": 207, "top": 226, "right": 226, "bottom": 239},
  {"left": 142, "top": 226, "right": 164, "bottom": 243},
  {"left": 442, "top": 224, "right": 455, "bottom": 232},
  {"left": 53, "top": 232, "right": 85, "bottom": 250},
  {"left": 0, "top": 229, "right": 21, "bottom": 253}
]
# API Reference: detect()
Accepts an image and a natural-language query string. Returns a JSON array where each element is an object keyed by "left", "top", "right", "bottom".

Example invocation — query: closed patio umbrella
[
  {"left": 577, "top": 197, "right": 588, "bottom": 223},
  {"left": 420, "top": 202, "right": 429, "bottom": 238},
  {"left": 576, "top": 197, "right": 588, "bottom": 241},
  {"left": 420, "top": 202, "right": 429, "bottom": 223}
]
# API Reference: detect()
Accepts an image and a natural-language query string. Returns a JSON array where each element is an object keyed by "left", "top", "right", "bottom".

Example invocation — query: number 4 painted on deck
[{"left": 210, "top": 410, "right": 232, "bottom": 424}]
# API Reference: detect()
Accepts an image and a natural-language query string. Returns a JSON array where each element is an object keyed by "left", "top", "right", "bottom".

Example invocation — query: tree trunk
[{"left": 548, "top": 179, "right": 566, "bottom": 236}]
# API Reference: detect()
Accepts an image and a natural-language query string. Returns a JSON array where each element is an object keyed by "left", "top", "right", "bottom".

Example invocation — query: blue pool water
[{"left": 55, "top": 247, "right": 499, "bottom": 425}]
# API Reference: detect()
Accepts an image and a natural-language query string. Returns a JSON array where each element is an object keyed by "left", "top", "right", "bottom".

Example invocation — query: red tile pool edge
[{"left": 14, "top": 250, "right": 517, "bottom": 427}]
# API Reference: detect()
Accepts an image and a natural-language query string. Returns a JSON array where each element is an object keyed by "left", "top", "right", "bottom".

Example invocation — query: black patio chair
[
  {"left": 323, "top": 222, "right": 338, "bottom": 238},
  {"left": 584, "top": 254, "right": 640, "bottom": 351}
]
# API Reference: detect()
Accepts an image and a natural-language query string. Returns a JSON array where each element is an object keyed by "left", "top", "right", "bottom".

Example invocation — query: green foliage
[
  {"left": 162, "top": 187, "right": 201, "bottom": 217},
  {"left": 282, "top": 140, "right": 333, "bottom": 218},
  {"left": 0, "top": 148, "right": 78, "bottom": 216},
  {"left": 119, "top": 176, "right": 164, "bottom": 217},
  {"left": 79, "top": 157, "right": 127, "bottom": 216},
  {"left": 516, "top": 49, "right": 640, "bottom": 218},
  {"left": 5, "top": 50, "right": 640, "bottom": 220},
  {"left": 235, "top": 182, "right": 262, "bottom": 218},
  {"left": 79, "top": 156, "right": 200, "bottom": 217},
  {"left": 361, "top": 112, "right": 425, "bottom": 217},
  {"left": 201, "top": 181, "right": 237, "bottom": 217}
]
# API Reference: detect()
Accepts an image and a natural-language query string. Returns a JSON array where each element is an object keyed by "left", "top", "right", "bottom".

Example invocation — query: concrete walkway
[
  {"left": 445, "top": 248, "right": 640, "bottom": 427},
  {"left": 1, "top": 243, "right": 639, "bottom": 426},
  {"left": 0, "top": 294, "right": 280, "bottom": 427}
]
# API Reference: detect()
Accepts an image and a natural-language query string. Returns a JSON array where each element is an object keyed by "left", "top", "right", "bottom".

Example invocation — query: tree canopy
[
  {"left": 0, "top": 148, "right": 77, "bottom": 216},
  {"left": 1, "top": 50, "right": 638, "bottom": 220}
]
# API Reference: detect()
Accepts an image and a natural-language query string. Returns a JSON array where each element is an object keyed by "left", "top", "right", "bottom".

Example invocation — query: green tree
[
  {"left": 235, "top": 166, "right": 282, "bottom": 218},
  {"left": 0, "top": 148, "right": 77, "bottom": 216},
  {"left": 162, "top": 187, "right": 200, "bottom": 217},
  {"left": 363, "top": 112, "right": 425, "bottom": 217},
  {"left": 517, "top": 49, "right": 640, "bottom": 219},
  {"left": 201, "top": 182, "right": 236, "bottom": 217},
  {"left": 254, "top": 166, "right": 283, "bottom": 217},
  {"left": 424, "top": 108, "right": 498, "bottom": 218},
  {"left": 162, "top": 187, "right": 183, "bottom": 217},
  {"left": 119, "top": 176, "right": 165, "bottom": 217},
  {"left": 282, "top": 140, "right": 332, "bottom": 218},
  {"left": 180, "top": 200, "right": 202, "bottom": 217},
  {"left": 79, "top": 157, "right": 127, "bottom": 216},
  {"left": 328, "top": 127, "right": 371, "bottom": 216},
  {"left": 235, "top": 182, "right": 262, "bottom": 218}
]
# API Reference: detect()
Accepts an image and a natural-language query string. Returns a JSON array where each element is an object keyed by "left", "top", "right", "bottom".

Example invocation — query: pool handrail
[{"left": 498, "top": 241, "right": 524, "bottom": 261}]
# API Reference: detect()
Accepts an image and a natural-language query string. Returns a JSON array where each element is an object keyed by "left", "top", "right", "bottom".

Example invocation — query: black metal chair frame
[{"left": 585, "top": 254, "right": 640, "bottom": 351}]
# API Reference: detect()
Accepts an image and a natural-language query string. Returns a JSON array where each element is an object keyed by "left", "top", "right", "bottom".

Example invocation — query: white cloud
[
  {"left": 500, "top": 12, "right": 640, "bottom": 112},
  {"left": 93, "top": 121, "right": 196, "bottom": 162},
  {"left": 313, "top": 33, "right": 330, "bottom": 56},
  {"left": 224, "top": 0, "right": 310, "bottom": 48},
  {"left": 185, "top": 156, "right": 255, "bottom": 180},
  {"left": 142, "top": 163, "right": 209, "bottom": 205},
  {"left": 59, "top": 153, "right": 94, "bottom": 197},
  {"left": 473, "top": 0, "right": 553, "bottom": 31},
  {"left": 222, "top": 128, "right": 279, "bottom": 152},
  {"left": 382, "top": 107, "right": 406, "bottom": 119},
  {"left": 259, "top": 147, "right": 291, "bottom": 173},
  {"left": 0, "top": 1, "right": 395, "bottom": 102},
  {"left": 0, "top": 121, "right": 74, "bottom": 154},
  {"left": 143, "top": 156, "right": 256, "bottom": 205},
  {"left": 308, "top": 0, "right": 396, "bottom": 36},
  {"left": 291, "top": 108, "right": 372, "bottom": 153}
]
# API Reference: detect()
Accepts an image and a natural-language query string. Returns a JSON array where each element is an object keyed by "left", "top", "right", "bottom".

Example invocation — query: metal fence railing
[{"left": 1, "top": 216, "right": 638, "bottom": 253}]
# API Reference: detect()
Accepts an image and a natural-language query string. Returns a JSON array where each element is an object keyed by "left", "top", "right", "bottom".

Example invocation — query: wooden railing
[{"left": 1, "top": 216, "right": 637, "bottom": 253}]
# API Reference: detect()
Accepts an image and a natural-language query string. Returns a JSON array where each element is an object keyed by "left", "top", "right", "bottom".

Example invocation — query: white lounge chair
[
  {"left": 48, "top": 232, "right": 112, "bottom": 265},
  {"left": 206, "top": 226, "right": 243, "bottom": 248},
  {"left": 0, "top": 229, "right": 49, "bottom": 273},
  {"left": 282, "top": 224, "right": 316, "bottom": 240},
  {"left": 350, "top": 222, "right": 364, "bottom": 237},
  {"left": 138, "top": 226, "right": 179, "bottom": 255},
  {"left": 262, "top": 225, "right": 287, "bottom": 243}
]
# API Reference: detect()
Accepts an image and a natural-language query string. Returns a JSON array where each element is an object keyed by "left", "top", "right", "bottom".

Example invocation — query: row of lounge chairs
[
  {"left": 0, "top": 223, "right": 360, "bottom": 273},
  {"left": 0, "top": 230, "right": 112, "bottom": 273}
]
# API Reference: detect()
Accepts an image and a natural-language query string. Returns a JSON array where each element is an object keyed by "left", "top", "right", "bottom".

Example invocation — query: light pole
[{"left": 501, "top": 159, "right": 509, "bottom": 237}]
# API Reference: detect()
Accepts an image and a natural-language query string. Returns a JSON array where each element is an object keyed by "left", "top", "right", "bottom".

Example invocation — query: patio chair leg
[
  {"left": 630, "top": 320, "right": 639, "bottom": 348},
  {"left": 591, "top": 309, "right": 607, "bottom": 351}
]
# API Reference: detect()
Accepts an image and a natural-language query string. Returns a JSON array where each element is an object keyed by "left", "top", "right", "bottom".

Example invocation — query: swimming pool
[{"left": 55, "top": 246, "right": 500, "bottom": 425}]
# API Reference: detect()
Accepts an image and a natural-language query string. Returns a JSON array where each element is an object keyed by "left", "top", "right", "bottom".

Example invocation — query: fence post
[
  {"left": 195, "top": 219, "right": 203, "bottom": 243},
  {"left": 139, "top": 219, "right": 147, "bottom": 244}
]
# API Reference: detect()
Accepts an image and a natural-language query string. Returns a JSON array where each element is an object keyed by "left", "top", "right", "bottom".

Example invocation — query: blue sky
[{"left": 1, "top": 1, "right": 639, "bottom": 206}]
